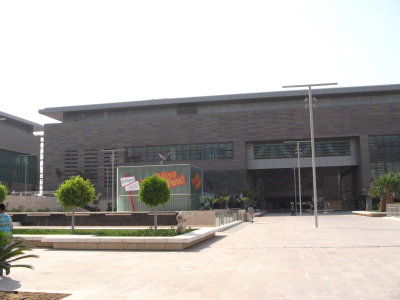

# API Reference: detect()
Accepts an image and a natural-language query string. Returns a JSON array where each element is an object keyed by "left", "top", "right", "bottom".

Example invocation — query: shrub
[
  {"left": 0, "top": 184, "right": 8, "bottom": 203},
  {"left": 0, "top": 231, "right": 38, "bottom": 276},
  {"left": 369, "top": 172, "right": 400, "bottom": 212}
]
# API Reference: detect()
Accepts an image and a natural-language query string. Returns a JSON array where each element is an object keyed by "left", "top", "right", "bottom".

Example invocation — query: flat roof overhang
[
  {"left": 0, "top": 111, "right": 44, "bottom": 132},
  {"left": 39, "top": 83, "right": 400, "bottom": 122}
]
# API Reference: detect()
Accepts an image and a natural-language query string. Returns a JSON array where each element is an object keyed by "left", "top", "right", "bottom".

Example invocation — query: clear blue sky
[{"left": 0, "top": 0, "right": 399, "bottom": 125}]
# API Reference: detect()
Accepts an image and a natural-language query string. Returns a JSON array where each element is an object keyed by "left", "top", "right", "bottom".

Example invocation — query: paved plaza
[{"left": 1, "top": 213, "right": 400, "bottom": 300}]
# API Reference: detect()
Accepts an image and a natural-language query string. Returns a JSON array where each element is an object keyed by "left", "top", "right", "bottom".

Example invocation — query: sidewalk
[{"left": 1, "top": 212, "right": 400, "bottom": 300}]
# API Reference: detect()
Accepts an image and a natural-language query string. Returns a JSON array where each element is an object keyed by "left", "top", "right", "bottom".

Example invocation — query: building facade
[
  {"left": 39, "top": 84, "right": 400, "bottom": 210},
  {"left": 0, "top": 111, "right": 43, "bottom": 193}
]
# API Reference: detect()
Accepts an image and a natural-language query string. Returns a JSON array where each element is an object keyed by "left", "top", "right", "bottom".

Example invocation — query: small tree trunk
[
  {"left": 380, "top": 197, "right": 387, "bottom": 212},
  {"left": 154, "top": 206, "right": 158, "bottom": 231},
  {"left": 71, "top": 207, "right": 76, "bottom": 232},
  {"left": 387, "top": 190, "right": 395, "bottom": 204}
]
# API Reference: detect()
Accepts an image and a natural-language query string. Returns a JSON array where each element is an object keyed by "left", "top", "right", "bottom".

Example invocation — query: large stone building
[
  {"left": 0, "top": 111, "right": 43, "bottom": 192},
  {"left": 39, "top": 84, "right": 400, "bottom": 210}
]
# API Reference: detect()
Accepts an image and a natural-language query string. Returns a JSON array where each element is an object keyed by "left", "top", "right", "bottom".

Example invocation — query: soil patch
[
  {"left": 0, "top": 291, "right": 70, "bottom": 300},
  {"left": 13, "top": 228, "right": 194, "bottom": 237}
]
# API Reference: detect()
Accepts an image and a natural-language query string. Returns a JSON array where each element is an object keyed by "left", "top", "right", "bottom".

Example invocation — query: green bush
[
  {"left": 0, "top": 184, "right": 8, "bottom": 203},
  {"left": 9, "top": 205, "right": 25, "bottom": 212},
  {"left": 369, "top": 172, "right": 400, "bottom": 212},
  {"left": 0, "top": 231, "right": 38, "bottom": 276}
]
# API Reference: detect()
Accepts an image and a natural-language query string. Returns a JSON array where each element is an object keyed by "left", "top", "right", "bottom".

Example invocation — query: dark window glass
[
  {"left": 0, "top": 149, "right": 37, "bottom": 184},
  {"left": 254, "top": 139, "right": 351, "bottom": 159},
  {"left": 369, "top": 135, "right": 400, "bottom": 179},
  {"left": 125, "top": 142, "right": 233, "bottom": 162}
]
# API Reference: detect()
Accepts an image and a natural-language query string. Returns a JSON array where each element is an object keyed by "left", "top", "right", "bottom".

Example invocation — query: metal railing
[
  {"left": 9, "top": 191, "right": 55, "bottom": 197},
  {"left": 214, "top": 209, "right": 242, "bottom": 227}
]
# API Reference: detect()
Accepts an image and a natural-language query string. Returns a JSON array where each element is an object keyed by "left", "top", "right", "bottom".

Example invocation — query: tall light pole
[
  {"left": 293, "top": 165, "right": 297, "bottom": 214},
  {"left": 284, "top": 140, "right": 309, "bottom": 217},
  {"left": 98, "top": 166, "right": 110, "bottom": 203},
  {"left": 101, "top": 149, "right": 125, "bottom": 211},
  {"left": 17, "top": 154, "right": 34, "bottom": 195},
  {"left": 283, "top": 83, "right": 337, "bottom": 227}
]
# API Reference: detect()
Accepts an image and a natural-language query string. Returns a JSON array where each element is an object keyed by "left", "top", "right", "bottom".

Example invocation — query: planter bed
[
  {"left": 352, "top": 211, "right": 387, "bottom": 217},
  {"left": 14, "top": 221, "right": 243, "bottom": 250},
  {"left": 13, "top": 228, "right": 191, "bottom": 237}
]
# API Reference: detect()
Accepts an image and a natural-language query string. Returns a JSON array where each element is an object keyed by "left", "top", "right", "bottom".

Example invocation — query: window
[
  {"left": 369, "top": 135, "right": 400, "bottom": 179},
  {"left": 126, "top": 143, "right": 233, "bottom": 162},
  {"left": 254, "top": 139, "right": 351, "bottom": 159},
  {"left": 0, "top": 149, "right": 37, "bottom": 184}
]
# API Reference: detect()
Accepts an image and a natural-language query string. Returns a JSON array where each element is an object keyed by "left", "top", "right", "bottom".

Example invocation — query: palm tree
[
  {"left": 368, "top": 172, "right": 400, "bottom": 212},
  {"left": 0, "top": 232, "right": 38, "bottom": 276}
]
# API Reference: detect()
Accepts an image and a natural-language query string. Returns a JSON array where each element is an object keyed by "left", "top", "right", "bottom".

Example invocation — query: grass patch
[{"left": 13, "top": 228, "right": 194, "bottom": 237}]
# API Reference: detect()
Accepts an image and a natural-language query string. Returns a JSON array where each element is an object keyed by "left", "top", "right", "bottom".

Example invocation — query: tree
[
  {"left": 0, "top": 232, "right": 38, "bottom": 276},
  {"left": 139, "top": 175, "right": 170, "bottom": 231},
  {"left": 242, "top": 188, "right": 257, "bottom": 209},
  {"left": 0, "top": 184, "right": 8, "bottom": 203},
  {"left": 55, "top": 176, "right": 95, "bottom": 232},
  {"left": 368, "top": 172, "right": 400, "bottom": 212}
]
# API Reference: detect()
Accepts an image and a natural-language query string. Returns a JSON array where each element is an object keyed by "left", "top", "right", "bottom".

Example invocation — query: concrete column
[{"left": 356, "top": 135, "right": 371, "bottom": 198}]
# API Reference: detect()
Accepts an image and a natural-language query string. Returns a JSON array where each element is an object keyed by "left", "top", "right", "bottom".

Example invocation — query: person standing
[
  {"left": 290, "top": 202, "right": 296, "bottom": 216},
  {"left": 247, "top": 205, "right": 255, "bottom": 223},
  {"left": 0, "top": 203, "right": 13, "bottom": 276},
  {"left": 0, "top": 203, "right": 13, "bottom": 240}
]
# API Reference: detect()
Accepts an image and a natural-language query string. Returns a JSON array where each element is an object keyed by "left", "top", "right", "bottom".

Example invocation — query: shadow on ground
[
  {"left": 259, "top": 211, "right": 353, "bottom": 217},
  {"left": 0, "top": 276, "right": 21, "bottom": 291},
  {"left": 184, "top": 235, "right": 227, "bottom": 252},
  {"left": 320, "top": 226, "right": 400, "bottom": 231}
]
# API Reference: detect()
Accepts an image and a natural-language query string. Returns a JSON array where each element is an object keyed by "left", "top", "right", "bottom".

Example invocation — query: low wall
[
  {"left": 7, "top": 209, "right": 246, "bottom": 227},
  {"left": 387, "top": 204, "right": 400, "bottom": 217},
  {"left": 9, "top": 212, "right": 178, "bottom": 226},
  {"left": 182, "top": 209, "right": 246, "bottom": 227},
  {"left": 183, "top": 210, "right": 216, "bottom": 226},
  {"left": 5, "top": 195, "right": 62, "bottom": 211}
]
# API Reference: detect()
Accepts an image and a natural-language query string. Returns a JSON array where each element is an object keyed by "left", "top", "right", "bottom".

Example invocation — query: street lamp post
[
  {"left": 101, "top": 149, "right": 125, "bottom": 211},
  {"left": 296, "top": 142, "right": 302, "bottom": 217},
  {"left": 293, "top": 166, "right": 297, "bottom": 214},
  {"left": 17, "top": 154, "right": 34, "bottom": 195},
  {"left": 98, "top": 166, "right": 110, "bottom": 204},
  {"left": 284, "top": 140, "right": 309, "bottom": 217},
  {"left": 283, "top": 83, "right": 337, "bottom": 227}
]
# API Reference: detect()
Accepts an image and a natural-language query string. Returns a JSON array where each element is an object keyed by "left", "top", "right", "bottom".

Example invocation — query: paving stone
[{"left": 1, "top": 213, "right": 400, "bottom": 299}]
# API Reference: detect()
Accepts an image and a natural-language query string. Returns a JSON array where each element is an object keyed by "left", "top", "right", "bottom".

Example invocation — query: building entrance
[{"left": 248, "top": 166, "right": 356, "bottom": 211}]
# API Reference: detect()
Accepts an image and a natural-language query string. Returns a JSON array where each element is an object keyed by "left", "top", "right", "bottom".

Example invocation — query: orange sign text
[{"left": 157, "top": 171, "right": 186, "bottom": 188}]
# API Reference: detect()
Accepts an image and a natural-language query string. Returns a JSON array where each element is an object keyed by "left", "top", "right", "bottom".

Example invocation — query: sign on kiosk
[
  {"left": 125, "top": 180, "right": 140, "bottom": 191},
  {"left": 120, "top": 176, "right": 140, "bottom": 191},
  {"left": 120, "top": 176, "right": 136, "bottom": 187}
]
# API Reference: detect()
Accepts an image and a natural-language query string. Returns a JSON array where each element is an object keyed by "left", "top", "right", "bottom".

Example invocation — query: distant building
[
  {"left": 39, "top": 84, "right": 400, "bottom": 210},
  {"left": 0, "top": 112, "right": 43, "bottom": 192}
]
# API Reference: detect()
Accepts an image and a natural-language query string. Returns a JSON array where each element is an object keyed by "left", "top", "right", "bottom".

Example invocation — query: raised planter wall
[
  {"left": 8, "top": 210, "right": 247, "bottom": 227},
  {"left": 5, "top": 195, "right": 62, "bottom": 211},
  {"left": 387, "top": 204, "right": 400, "bottom": 217},
  {"left": 9, "top": 212, "right": 178, "bottom": 226}
]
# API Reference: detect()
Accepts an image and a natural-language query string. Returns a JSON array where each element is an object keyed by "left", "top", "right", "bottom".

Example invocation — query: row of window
[
  {"left": 125, "top": 143, "right": 233, "bottom": 162},
  {"left": 0, "top": 149, "right": 37, "bottom": 184},
  {"left": 253, "top": 140, "right": 351, "bottom": 159},
  {"left": 369, "top": 135, "right": 400, "bottom": 179},
  {"left": 60, "top": 135, "right": 400, "bottom": 189}
]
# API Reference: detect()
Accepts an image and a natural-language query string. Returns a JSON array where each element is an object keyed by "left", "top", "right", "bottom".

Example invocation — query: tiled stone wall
[{"left": 387, "top": 204, "right": 400, "bottom": 217}]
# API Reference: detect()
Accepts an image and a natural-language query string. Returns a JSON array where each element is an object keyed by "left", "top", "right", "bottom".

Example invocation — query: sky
[{"left": 0, "top": 0, "right": 399, "bottom": 125}]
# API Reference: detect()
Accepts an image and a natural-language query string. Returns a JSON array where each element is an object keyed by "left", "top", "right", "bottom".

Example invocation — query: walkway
[{"left": 1, "top": 212, "right": 400, "bottom": 300}]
